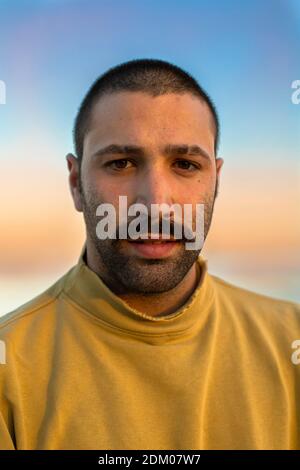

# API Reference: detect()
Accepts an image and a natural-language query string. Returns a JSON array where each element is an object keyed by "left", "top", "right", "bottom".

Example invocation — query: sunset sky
[{"left": 0, "top": 0, "right": 299, "bottom": 314}]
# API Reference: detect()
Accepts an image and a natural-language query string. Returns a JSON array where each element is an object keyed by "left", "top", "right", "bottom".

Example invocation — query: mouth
[{"left": 125, "top": 237, "right": 181, "bottom": 258}]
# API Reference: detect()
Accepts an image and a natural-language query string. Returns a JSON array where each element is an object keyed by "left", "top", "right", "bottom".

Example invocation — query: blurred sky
[{"left": 0, "top": 0, "right": 299, "bottom": 314}]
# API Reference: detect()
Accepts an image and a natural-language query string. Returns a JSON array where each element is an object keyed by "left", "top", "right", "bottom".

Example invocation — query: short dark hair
[{"left": 73, "top": 58, "right": 220, "bottom": 162}]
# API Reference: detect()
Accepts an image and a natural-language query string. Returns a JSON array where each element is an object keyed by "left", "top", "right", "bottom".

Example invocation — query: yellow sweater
[{"left": 0, "top": 244, "right": 300, "bottom": 450}]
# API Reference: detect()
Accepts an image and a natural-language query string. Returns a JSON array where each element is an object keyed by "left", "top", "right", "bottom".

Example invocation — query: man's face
[{"left": 69, "top": 91, "right": 223, "bottom": 294}]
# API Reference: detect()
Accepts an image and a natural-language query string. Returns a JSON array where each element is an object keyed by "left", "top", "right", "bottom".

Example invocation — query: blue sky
[{"left": 0, "top": 0, "right": 299, "bottom": 165}]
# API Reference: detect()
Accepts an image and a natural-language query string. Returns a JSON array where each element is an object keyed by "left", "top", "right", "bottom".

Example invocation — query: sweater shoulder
[
  {"left": 209, "top": 273, "right": 300, "bottom": 328},
  {"left": 0, "top": 265, "right": 76, "bottom": 332}
]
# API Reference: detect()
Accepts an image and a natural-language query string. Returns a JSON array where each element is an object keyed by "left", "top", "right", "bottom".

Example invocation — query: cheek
[
  {"left": 197, "top": 171, "right": 216, "bottom": 192},
  {"left": 84, "top": 172, "right": 122, "bottom": 205},
  {"left": 179, "top": 176, "right": 214, "bottom": 204}
]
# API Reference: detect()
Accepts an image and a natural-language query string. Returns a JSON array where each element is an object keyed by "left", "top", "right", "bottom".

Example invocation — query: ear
[
  {"left": 66, "top": 153, "right": 83, "bottom": 212},
  {"left": 216, "top": 157, "right": 224, "bottom": 177},
  {"left": 215, "top": 157, "right": 224, "bottom": 198}
]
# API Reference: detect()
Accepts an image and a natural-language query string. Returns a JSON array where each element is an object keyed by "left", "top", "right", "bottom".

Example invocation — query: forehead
[
  {"left": 90, "top": 91, "right": 214, "bottom": 130},
  {"left": 85, "top": 91, "right": 215, "bottom": 155}
]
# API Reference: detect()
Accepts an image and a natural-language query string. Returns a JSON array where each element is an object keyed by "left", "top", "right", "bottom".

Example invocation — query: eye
[
  {"left": 106, "top": 159, "right": 134, "bottom": 170},
  {"left": 173, "top": 159, "right": 199, "bottom": 172}
]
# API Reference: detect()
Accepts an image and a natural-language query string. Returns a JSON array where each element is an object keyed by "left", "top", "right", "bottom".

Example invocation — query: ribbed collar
[{"left": 63, "top": 242, "right": 215, "bottom": 340}]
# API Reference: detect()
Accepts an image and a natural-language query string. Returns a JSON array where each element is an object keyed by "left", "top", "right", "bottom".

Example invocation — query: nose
[{"left": 134, "top": 163, "right": 174, "bottom": 210}]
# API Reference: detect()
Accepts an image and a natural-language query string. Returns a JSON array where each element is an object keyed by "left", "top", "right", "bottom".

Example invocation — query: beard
[{"left": 80, "top": 179, "right": 217, "bottom": 295}]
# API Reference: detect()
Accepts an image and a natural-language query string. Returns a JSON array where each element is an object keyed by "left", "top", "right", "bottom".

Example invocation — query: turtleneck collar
[{"left": 63, "top": 242, "right": 215, "bottom": 340}]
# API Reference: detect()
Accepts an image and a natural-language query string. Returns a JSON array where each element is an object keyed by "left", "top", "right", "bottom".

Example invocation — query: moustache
[{"left": 114, "top": 214, "right": 196, "bottom": 242}]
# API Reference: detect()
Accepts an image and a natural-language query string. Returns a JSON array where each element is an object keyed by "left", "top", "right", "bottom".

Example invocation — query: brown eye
[
  {"left": 108, "top": 159, "right": 133, "bottom": 170},
  {"left": 174, "top": 160, "right": 198, "bottom": 171}
]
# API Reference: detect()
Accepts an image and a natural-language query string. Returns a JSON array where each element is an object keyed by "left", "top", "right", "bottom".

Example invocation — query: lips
[
  {"left": 126, "top": 238, "right": 180, "bottom": 258},
  {"left": 127, "top": 233, "right": 178, "bottom": 242}
]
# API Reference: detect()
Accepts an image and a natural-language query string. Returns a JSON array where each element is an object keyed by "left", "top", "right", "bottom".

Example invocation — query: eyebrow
[{"left": 91, "top": 143, "right": 212, "bottom": 161}]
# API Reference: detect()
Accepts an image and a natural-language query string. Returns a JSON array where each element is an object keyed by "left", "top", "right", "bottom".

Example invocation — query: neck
[{"left": 85, "top": 242, "right": 201, "bottom": 318}]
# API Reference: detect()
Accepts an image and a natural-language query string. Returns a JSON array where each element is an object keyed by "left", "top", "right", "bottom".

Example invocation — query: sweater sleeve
[
  {"left": 0, "top": 338, "right": 16, "bottom": 450},
  {"left": 0, "top": 411, "right": 15, "bottom": 450}
]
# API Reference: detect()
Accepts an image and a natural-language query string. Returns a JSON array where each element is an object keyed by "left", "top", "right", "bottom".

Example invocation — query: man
[{"left": 0, "top": 58, "right": 299, "bottom": 450}]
